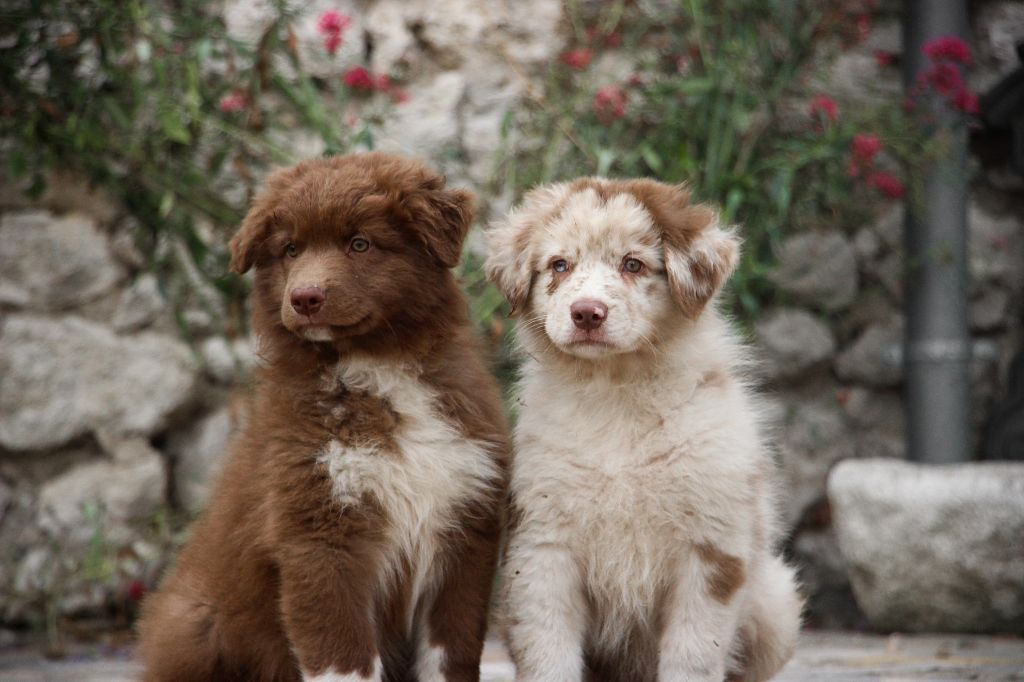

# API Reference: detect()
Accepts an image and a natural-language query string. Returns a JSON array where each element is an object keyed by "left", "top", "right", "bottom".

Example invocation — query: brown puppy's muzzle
[{"left": 290, "top": 286, "right": 325, "bottom": 317}]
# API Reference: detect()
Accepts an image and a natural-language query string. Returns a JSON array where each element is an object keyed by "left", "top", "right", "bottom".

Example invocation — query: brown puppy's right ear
[
  {"left": 228, "top": 164, "right": 310, "bottom": 274},
  {"left": 228, "top": 205, "right": 274, "bottom": 275}
]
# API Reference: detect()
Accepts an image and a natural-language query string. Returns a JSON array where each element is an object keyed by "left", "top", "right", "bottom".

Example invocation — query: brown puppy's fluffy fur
[{"left": 137, "top": 153, "right": 510, "bottom": 682}]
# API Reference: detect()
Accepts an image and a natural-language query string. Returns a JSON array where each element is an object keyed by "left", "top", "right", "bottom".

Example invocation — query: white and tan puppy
[{"left": 486, "top": 178, "right": 803, "bottom": 682}]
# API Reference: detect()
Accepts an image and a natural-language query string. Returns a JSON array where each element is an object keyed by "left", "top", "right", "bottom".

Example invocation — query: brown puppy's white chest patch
[{"left": 316, "top": 358, "right": 499, "bottom": 623}]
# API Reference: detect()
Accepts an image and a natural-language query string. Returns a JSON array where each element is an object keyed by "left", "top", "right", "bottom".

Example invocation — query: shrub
[{"left": 0, "top": 0, "right": 396, "bottom": 335}]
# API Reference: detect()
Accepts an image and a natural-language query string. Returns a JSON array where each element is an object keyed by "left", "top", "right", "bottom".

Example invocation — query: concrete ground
[{"left": 1, "top": 631, "right": 1022, "bottom": 681}]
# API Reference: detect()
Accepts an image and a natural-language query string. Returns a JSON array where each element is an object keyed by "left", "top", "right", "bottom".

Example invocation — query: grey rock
[
  {"left": 0, "top": 171, "right": 119, "bottom": 225},
  {"left": 969, "top": 201, "right": 1023, "bottom": 291},
  {"left": 973, "top": 1, "right": 1024, "bottom": 92},
  {"left": 829, "top": 459, "right": 1024, "bottom": 633},
  {"left": 199, "top": 336, "right": 238, "bottom": 384},
  {"left": 771, "top": 392, "right": 856, "bottom": 528},
  {"left": 112, "top": 274, "right": 167, "bottom": 332},
  {"left": 835, "top": 319, "right": 903, "bottom": 387},
  {"left": 0, "top": 315, "right": 199, "bottom": 451},
  {"left": 839, "top": 388, "right": 905, "bottom": 459},
  {"left": 815, "top": 19, "right": 901, "bottom": 102},
  {"left": 755, "top": 308, "right": 836, "bottom": 382},
  {"left": 970, "top": 288, "right": 1010, "bottom": 332},
  {"left": 36, "top": 438, "right": 166, "bottom": 546},
  {"left": 869, "top": 204, "right": 902, "bottom": 251},
  {"left": 168, "top": 406, "right": 235, "bottom": 514},
  {"left": 770, "top": 231, "right": 859, "bottom": 311},
  {"left": 379, "top": 71, "right": 467, "bottom": 158},
  {"left": 864, "top": 251, "right": 902, "bottom": 301},
  {"left": 0, "top": 211, "right": 124, "bottom": 311},
  {"left": 852, "top": 228, "right": 880, "bottom": 263}
]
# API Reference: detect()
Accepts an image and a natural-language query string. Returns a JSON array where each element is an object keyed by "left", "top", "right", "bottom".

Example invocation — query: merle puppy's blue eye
[
  {"left": 552, "top": 259, "right": 569, "bottom": 273},
  {"left": 623, "top": 257, "right": 644, "bottom": 273}
]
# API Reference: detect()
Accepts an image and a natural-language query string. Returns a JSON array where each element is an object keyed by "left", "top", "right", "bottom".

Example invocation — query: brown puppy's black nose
[
  {"left": 571, "top": 299, "right": 608, "bottom": 330},
  {"left": 290, "top": 286, "right": 325, "bottom": 316}
]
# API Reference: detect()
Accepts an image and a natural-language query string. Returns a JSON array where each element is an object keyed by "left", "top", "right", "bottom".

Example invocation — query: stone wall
[{"left": 0, "top": 0, "right": 1022, "bottom": 631}]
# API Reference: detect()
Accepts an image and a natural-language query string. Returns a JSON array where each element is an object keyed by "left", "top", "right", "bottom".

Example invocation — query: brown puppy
[{"left": 137, "top": 153, "right": 509, "bottom": 682}]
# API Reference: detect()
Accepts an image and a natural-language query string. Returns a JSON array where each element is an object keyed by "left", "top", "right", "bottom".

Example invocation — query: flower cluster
[
  {"left": 846, "top": 133, "right": 905, "bottom": 198},
  {"left": 867, "top": 170, "right": 905, "bottom": 199},
  {"left": 218, "top": 90, "right": 247, "bottom": 114},
  {"left": 911, "top": 35, "right": 979, "bottom": 115},
  {"left": 594, "top": 85, "right": 628, "bottom": 123},
  {"left": 317, "top": 10, "right": 352, "bottom": 56},
  {"left": 808, "top": 94, "right": 839, "bottom": 123},
  {"left": 561, "top": 48, "right": 594, "bottom": 71},
  {"left": 342, "top": 66, "right": 408, "bottom": 102}
]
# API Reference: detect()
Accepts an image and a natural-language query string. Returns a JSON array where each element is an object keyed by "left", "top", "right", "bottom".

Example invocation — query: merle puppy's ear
[
  {"left": 401, "top": 178, "right": 476, "bottom": 269},
  {"left": 629, "top": 181, "right": 740, "bottom": 318},
  {"left": 229, "top": 164, "right": 308, "bottom": 274},
  {"left": 485, "top": 184, "right": 567, "bottom": 316}
]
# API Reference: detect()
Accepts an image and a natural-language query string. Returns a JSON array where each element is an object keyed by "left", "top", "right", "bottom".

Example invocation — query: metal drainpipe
[{"left": 903, "top": 1, "right": 971, "bottom": 463}]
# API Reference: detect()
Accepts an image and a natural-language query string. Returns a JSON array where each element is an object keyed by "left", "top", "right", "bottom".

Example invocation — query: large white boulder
[
  {"left": 828, "top": 458, "right": 1024, "bottom": 633},
  {"left": 0, "top": 315, "right": 199, "bottom": 451}
]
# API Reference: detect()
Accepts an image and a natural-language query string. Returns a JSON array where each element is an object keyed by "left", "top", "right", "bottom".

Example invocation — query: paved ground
[{"left": 1, "top": 631, "right": 1022, "bottom": 681}]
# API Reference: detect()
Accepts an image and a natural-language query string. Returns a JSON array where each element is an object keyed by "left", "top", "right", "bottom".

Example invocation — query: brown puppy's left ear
[
  {"left": 662, "top": 203, "right": 740, "bottom": 319},
  {"left": 403, "top": 184, "right": 476, "bottom": 269}
]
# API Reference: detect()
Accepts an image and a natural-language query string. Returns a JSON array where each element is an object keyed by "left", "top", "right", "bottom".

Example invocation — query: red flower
[
  {"left": 923, "top": 35, "right": 972, "bottom": 65},
  {"left": 585, "top": 28, "right": 622, "bottom": 48},
  {"left": 561, "top": 48, "right": 594, "bottom": 70},
  {"left": 851, "top": 133, "right": 882, "bottom": 166},
  {"left": 126, "top": 580, "right": 146, "bottom": 602},
  {"left": 324, "top": 33, "right": 342, "bottom": 54},
  {"left": 593, "top": 85, "right": 628, "bottom": 123},
  {"left": 218, "top": 91, "right": 247, "bottom": 113},
  {"left": 390, "top": 87, "right": 410, "bottom": 104},
  {"left": 874, "top": 50, "right": 896, "bottom": 67},
  {"left": 952, "top": 89, "right": 979, "bottom": 115},
  {"left": 343, "top": 66, "right": 375, "bottom": 91},
  {"left": 925, "top": 62, "right": 965, "bottom": 97},
  {"left": 868, "top": 171, "right": 906, "bottom": 199},
  {"left": 808, "top": 95, "right": 839, "bottom": 123},
  {"left": 317, "top": 10, "right": 352, "bottom": 56},
  {"left": 375, "top": 74, "right": 392, "bottom": 90},
  {"left": 855, "top": 13, "right": 872, "bottom": 43},
  {"left": 317, "top": 10, "right": 350, "bottom": 34}
]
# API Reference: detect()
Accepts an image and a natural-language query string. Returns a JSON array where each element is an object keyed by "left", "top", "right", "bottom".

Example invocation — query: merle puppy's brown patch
[{"left": 137, "top": 153, "right": 509, "bottom": 682}]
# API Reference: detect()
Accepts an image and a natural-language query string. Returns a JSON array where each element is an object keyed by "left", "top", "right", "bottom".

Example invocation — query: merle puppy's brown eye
[
  {"left": 285, "top": 243, "right": 299, "bottom": 258},
  {"left": 623, "top": 257, "right": 644, "bottom": 274},
  {"left": 552, "top": 259, "right": 569, "bottom": 273},
  {"left": 350, "top": 237, "right": 370, "bottom": 253}
]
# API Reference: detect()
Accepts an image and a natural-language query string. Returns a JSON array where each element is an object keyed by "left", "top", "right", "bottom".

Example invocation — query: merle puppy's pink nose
[
  {"left": 571, "top": 299, "right": 608, "bottom": 331},
  {"left": 290, "top": 286, "right": 325, "bottom": 316}
]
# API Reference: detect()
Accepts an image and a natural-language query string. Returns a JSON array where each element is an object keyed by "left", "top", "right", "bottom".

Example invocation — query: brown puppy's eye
[
  {"left": 350, "top": 237, "right": 370, "bottom": 253},
  {"left": 552, "top": 259, "right": 569, "bottom": 273},
  {"left": 623, "top": 257, "right": 644, "bottom": 274},
  {"left": 285, "top": 243, "right": 299, "bottom": 258}
]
